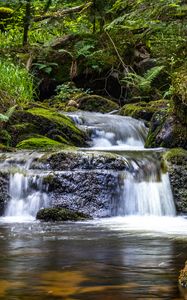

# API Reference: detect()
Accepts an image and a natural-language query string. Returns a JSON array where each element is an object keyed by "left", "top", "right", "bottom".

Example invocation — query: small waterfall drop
[
  {"left": 68, "top": 111, "right": 147, "bottom": 150},
  {"left": 68, "top": 111, "right": 176, "bottom": 217},
  {"left": 1, "top": 153, "right": 49, "bottom": 220}
]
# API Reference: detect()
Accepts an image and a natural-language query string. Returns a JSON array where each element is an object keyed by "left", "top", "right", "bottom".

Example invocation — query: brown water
[{"left": 0, "top": 218, "right": 187, "bottom": 300}]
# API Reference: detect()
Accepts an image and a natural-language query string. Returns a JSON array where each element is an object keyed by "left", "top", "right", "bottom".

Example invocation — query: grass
[{"left": 0, "top": 60, "right": 34, "bottom": 110}]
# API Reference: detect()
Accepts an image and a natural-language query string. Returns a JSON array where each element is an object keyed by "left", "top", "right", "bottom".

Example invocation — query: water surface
[{"left": 0, "top": 217, "right": 187, "bottom": 300}]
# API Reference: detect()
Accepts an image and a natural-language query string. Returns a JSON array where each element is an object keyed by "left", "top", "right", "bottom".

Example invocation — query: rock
[
  {"left": 0, "top": 172, "right": 10, "bottom": 215},
  {"left": 163, "top": 148, "right": 187, "bottom": 213},
  {"left": 77, "top": 95, "right": 119, "bottom": 113},
  {"left": 16, "top": 136, "right": 64, "bottom": 150},
  {"left": 172, "top": 66, "right": 187, "bottom": 125},
  {"left": 120, "top": 100, "right": 169, "bottom": 121},
  {"left": 67, "top": 100, "right": 78, "bottom": 108},
  {"left": 179, "top": 261, "right": 187, "bottom": 288},
  {"left": 36, "top": 207, "right": 90, "bottom": 222},
  {"left": 32, "top": 150, "right": 127, "bottom": 217},
  {"left": 7, "top": 106, "right": 87, "bottom": 149},
  {"left": 145, "top": 111, "right": 187, "bottom": 149},
  {"left": 38, "top": 150, "right": 127, "bottom": 171}
]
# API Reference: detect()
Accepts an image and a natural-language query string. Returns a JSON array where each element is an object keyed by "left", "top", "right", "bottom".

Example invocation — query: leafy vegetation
[{"left": 0, "top": 0, "right": 186, "bottom": 149}]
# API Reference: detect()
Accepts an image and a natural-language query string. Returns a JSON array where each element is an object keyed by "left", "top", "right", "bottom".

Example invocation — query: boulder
[
  {"left": 145, "top": 111, "right": 187, "bottom": 149},
  {"left": 36, "top": 207, "right": 90, "bottom": 222},
  {"left": 179, "top": 261, "right": 187, "bottom": 288},
  {"left": 120, "top": 100, "right": 169, "bottom": 121},
  {"left": 77, "top": 95, "right": 119, "bottom": 113},
  {"left": 163, "top": 148, "right": 187, "bottom": 213},
  {"left": 7, "top": 106, "right": 87, "bottom": 149}
]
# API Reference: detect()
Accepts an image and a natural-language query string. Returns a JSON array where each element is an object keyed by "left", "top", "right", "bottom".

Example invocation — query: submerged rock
[
  {"left": 163, "top": 148, "right": 187, "bottom": 212},
  {"left": 36, "top": 207, "right": 90, "bottom": 222},
  {"left": 179, "top": 261, "right": 187, "bottom": 288}
]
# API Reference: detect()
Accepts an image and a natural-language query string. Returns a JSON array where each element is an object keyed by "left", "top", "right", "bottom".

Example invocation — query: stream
[{"left": 0, "top": 112, "right": 187, "bottom": 299}]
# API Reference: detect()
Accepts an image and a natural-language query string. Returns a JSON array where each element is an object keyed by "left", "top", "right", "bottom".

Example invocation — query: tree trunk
[{"left": 23, "top": 0, "right": 31, "bottom": 46}]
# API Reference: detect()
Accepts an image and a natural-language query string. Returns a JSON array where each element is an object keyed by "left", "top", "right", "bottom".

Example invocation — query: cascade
[
  {"left": 1, "top": 153, "right": 49, "bottom": 220},
  {"left": 1, "top": 112, "right": 176, "bottom": 219},
  {"left": 69, "top": 111, "right": 176, "bottom": 217}
]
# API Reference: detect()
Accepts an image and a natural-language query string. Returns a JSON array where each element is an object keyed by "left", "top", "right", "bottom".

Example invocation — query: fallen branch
[{"left": 34, "top": 2, "right": 92, "bottom": 22}]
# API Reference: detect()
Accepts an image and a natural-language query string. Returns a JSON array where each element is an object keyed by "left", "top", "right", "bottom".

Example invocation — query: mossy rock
[
  {"left": 8, "top": 107, "right": 87, "bottom": 148},
  {"left": 16, "top": 136, "right": 64, "bottom": 150},
  {"left": 77, "top": 95, "right": 119, "bottom": 113},
  {"left": 179, "top": 262, "right": 187, "bottom": 288},
  {"left": 162, "top": 148, "right": 187, "bottom": 213},
  {"left": 163, "top": 148, "right": 187, "bottom": 164},
  {"left": 172, "top": 66, "right": 187, "bottom": 125},
  {"left": 145, "top": 111, "right": 187, "bottom": 149},
  {"left": 120, "top": 100, "right": 169, "bottom": 121},
  {"left": 36, "top": 207, "right": 90, "bottom": 222}
]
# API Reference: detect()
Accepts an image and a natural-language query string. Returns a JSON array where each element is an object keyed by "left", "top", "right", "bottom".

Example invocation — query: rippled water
[{"left": 0, "top": 217, "right": 187, "bottom": 300}]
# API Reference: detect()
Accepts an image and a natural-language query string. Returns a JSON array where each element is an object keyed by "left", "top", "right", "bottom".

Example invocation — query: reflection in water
[{"left": 0, "top": 220, "right": 186, "bottom": 299}]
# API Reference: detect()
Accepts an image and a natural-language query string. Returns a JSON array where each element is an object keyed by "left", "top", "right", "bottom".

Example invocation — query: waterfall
[
  {"left": 2, "top": 153, "right": 49, "bottom": 220},
  {"left": 0, "top": 112, "right": 176, "bottom": 220},
  {"left": 68, "top": 111, "right": 147, "bottom": 150},
  {"left": 68, "top": 111, "right": 176, "bottom": 217}
]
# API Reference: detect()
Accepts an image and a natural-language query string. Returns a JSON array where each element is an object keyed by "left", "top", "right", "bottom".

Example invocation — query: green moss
[
  {"left": 172, "top": 66, "right": 187, "bottom": 125},
  {"left": 27, "top": 107, "right": 83, "bottom": 136},
  {"left": 120, "top": 100, "right": 169, "bottom": 121},
  {"left": 36, "top": 207, "right": 90, "bottom": 222},
  {"left": 16, "top": 136, "right": 64, "bottom": 150},
  {"left": 0, "top": 129, "right": 11, "bottom": 146},
  {"left": 163, "top": 148, "right": 187, "bottom": 164},
  {"left": 8, "top": 107, "right": 87, "bottom": 147},
  {"left": 77, "top": 95, "right": 119, "bottom": 113}
]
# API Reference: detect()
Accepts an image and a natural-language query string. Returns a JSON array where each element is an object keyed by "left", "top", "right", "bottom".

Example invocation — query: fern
[
  {"left": 0, "top": 105, "right": 17, "bottom": 124},
  {"left": 122, "top": 66, "right": 164, "bottom": 93}
]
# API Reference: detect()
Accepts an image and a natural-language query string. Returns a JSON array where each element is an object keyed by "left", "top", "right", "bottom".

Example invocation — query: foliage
[
  {"left": 55, "top": 82, "right": 90, "bottom": 102},
  {"left": 121, "top": 66, "right": 164, "bottom": 96},
  {"left": 0, "top": 105, "right": 17, "bottom": 123},
  {"left": 0, "top": 60, "right": 34, "bottom": 109}
]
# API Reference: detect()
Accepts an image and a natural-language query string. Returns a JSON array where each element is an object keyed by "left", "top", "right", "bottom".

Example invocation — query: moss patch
[
  {"left": 120, "top": 100, "right": 169, "bottom": 121},
  {"left": 77, "top": 95, "right": 119, "bottom": 113},
  {"left": 8, "top": 107, "right": 87, "bottom": 148},
  {"left": 16, "top": 136, "right": 64, "bottom": 150},
  {"left": 163, "top": 148, "right": 187, "bottom": 164},
  {"left": 36, "top": 207, "right": 90, "bottom": 222}
]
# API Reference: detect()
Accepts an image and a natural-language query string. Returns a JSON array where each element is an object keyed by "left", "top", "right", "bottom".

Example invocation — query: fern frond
[
  {"left": 0, "top": 114, "right": 9, "bottom": 122},
  {"left": 5, "top": 105, "right": 17, "bottom": 118},
  {"left": 144, "top": 66, "right": 164, "bottom": 82}
]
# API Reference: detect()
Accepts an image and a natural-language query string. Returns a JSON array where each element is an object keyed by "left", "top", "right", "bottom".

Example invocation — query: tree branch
[{"left": 34, "top": 2, "right": 92, "bottom": 22}]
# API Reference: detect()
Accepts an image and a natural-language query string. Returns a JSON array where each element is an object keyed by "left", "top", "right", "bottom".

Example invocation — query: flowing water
[{"left": 0, "top": 112, "right": 187, "bottom": 299}]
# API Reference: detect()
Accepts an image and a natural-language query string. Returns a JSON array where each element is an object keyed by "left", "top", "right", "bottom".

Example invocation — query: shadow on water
[{"left": 0, "top": 220, "right": 186, "bottom": 299}]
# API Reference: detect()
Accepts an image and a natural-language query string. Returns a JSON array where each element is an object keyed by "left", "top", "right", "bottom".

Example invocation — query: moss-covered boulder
[
  {"left": 145, "top": 111, "right": 187, "bottom": 149},
  {"left": 36, "top": 207, "right": 90, "bottom": 222},
  {"left": 7, "top": 107, "right": 87, "bottom": 149},
  {"left": 77, "top": 95, "right": 119, "bottom": 113},
  {"left": 172, "top": 66, "right": 187, "bottom": 125},
  {"left": 16, "top": 136, "right": 64, "bottom": 150},
  {"left": 162, "top": 148, "right": 187, "bottom": 213},
  {"left": 179, "top": 261, "right": 187, "bottom": 288},
  {"left": 120, "top": 100, "right": 169, "bottom": 121}
]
